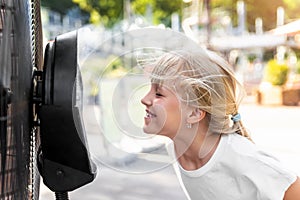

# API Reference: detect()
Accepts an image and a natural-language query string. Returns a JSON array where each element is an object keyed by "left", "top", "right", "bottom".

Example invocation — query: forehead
[
  {"left": 152, "top": 82, "right": 175, "bottom": 92},
  {"left": 149, "top": 63, "right": 181, "bottom": 87}
]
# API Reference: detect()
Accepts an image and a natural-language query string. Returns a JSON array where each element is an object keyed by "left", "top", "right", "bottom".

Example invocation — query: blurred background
[
  {"left": 40, "top": 0, "right": 300, "bottom": 101},
  {"left": 39, "top": 0, "right": 300, "bottom": 199}
]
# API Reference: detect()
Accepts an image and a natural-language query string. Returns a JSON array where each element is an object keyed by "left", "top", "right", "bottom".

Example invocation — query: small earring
[{"left": 186, "top": 123, "right": 192, "bottom": 129}]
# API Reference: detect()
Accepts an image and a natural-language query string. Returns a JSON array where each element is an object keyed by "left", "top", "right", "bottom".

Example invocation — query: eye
[
  {"left": 156, "top": 92, "right": 163, "bottom": 97},
  {"left": 154, "top": 84, "right": 164, "bottom": 97}
]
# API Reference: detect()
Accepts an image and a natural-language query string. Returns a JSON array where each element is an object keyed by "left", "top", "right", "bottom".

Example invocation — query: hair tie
[{"left": 231, "top": 113, "right": 241, "bottom": 122}]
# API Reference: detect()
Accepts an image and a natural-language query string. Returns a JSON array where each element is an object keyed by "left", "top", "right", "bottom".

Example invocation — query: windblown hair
[{"left": 149, "top": 49, "right": 251, "bottom": 140}]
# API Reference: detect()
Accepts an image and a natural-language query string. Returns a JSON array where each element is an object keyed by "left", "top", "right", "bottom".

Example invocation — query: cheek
[
  {"left": 168, "top": 98, "right": 182, "bottom": 117},
  {"left": 153, "top": 104, "right": 167, "bottom": 126},
  {"left": 168, "top": 108, "right": 183, "bottom": 128},
  {"left": 163, "top": 102, "right": 183, "bottom": 128}
]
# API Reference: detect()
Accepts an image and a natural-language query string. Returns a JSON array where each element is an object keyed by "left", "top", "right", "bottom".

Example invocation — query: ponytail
[{"left": 231, "top": 113, "right": 252, "bottom": 141}]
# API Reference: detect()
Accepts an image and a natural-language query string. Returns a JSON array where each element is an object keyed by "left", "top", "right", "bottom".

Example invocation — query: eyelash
[
  {"left": 155, "top": 92, "right": 163, "bottom": 97},
  {"left": 153, "top": 84, "right": 163, "bottom": 97}
]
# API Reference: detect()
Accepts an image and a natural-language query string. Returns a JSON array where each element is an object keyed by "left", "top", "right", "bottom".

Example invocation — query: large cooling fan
[
  {"left": 0, "top": 1, "right": 96, "bottom": 199},
  {"left": 0, "top": 0, "right": 42, "bottom": 199}
]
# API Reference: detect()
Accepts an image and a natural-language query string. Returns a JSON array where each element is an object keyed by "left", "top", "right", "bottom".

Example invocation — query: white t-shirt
[{"left": 168, "top": 133, "right": 297, "bottom": 200}]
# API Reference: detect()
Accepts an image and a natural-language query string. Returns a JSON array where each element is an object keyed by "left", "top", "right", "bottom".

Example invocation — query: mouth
[{"left": 145, "top": 110, "right": 157, "bottom": 119}]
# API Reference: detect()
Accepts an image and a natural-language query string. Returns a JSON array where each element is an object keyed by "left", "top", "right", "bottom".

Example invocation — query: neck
[{"left": 173, "top": 130, "right": 221, "bottom": 171}]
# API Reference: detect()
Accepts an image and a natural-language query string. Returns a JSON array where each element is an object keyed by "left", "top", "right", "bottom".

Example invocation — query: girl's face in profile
[{"left": 141, "top": 83, "right": 184, "bottom": 139}]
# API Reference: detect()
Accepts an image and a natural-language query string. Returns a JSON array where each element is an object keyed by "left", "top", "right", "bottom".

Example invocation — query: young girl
[{"left": 141, "top": 49, "right": 300, "bottom": 199}]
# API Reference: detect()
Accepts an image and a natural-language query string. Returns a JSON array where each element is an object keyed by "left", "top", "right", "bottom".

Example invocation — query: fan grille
[{"left": 0, "top": 0, "right": 42, "bottom": 199}]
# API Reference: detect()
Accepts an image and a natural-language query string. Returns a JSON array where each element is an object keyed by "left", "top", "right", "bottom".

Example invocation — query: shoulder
[
  {"left": 284, "top": 177, "right": 300, "bottom": 200},
  {"left": 224, "top": 133, "right": 258, "bottom": 158},
  {"left": 226, "top": 134, "right": 295, "bottom": 176},
  {"left": 224, "top": 133, "right": 298, "bottom": 199}
]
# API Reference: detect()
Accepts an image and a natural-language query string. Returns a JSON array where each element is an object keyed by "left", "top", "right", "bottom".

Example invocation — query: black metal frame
[{"left": 35, "top": 30, "right": 97, "bottom": 198}]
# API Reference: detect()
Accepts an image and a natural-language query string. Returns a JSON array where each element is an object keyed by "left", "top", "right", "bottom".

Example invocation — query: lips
[
  {"left": 144, "top": 110, "right": 156, "bottom": 126},
  {"left": 145, "top": 110, "right": 156, "bottom": 118}
]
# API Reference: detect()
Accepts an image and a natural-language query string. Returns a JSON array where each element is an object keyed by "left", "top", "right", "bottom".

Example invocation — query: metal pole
[{"left": 204, "top": 0, "right": 211, "bottom": 46}]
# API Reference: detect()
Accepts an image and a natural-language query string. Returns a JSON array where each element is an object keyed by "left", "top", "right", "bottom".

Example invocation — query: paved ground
[{"left": 39, "top": 98, "right": 300, "bottom": 200}]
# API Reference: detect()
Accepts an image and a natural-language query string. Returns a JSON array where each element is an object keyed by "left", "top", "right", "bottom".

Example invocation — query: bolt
[{"left": 56, "top": 169, "right": 64, "bottom": 178}]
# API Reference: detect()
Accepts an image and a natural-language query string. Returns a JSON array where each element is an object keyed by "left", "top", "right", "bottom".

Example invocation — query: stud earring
[{"left": 186, "top": 123, "right": 192, "bottom": 129}]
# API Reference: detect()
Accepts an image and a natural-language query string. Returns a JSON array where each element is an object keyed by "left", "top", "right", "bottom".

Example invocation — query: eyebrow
[{"left": 158, "top": 85, "right": 175, "bottom": 94}]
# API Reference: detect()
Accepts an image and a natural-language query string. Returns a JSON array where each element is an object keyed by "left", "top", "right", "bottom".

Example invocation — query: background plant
[
  {"left": 264, "top": 59, "right": 289, "bottom": 86},
  {"left": 296, "top": 61, "right": 300, "bottom": 74}
]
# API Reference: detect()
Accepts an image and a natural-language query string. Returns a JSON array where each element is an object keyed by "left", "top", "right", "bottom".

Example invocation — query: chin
[
  {"left": 143, "top": 127, "right": 155, "bottom": 134},
  {"left": 143, "top": 126, "right": 162, "bottom": 135},
  {"left": 142, "top": 128, "right": 151, "bottom": 134}
]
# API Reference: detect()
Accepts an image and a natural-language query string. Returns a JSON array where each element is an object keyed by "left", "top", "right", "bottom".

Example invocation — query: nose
[{"left": 141, "top": 91, "right": 152, "bottom": 107}]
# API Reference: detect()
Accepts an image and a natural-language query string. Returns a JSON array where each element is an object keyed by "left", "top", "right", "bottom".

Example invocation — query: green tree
[
  {"left": 138, "top": 0, "right": 182, "bottom": 26},
  {"left": 73, "top": 0, "right": 124, "bottom": 28},
  {"left": 211, "top": 0, "right": 238, "bottom": 24},
  {"left": 73, "top": 0, "right": 182, "bottom": 28},
  {"left": 72, "top": 0, "right": 300, "bottom": 31},
  {"left": 42, "top": 0, "right": 89, "bottom": 24},
  {"left": 41, "top": 0, "right": 77, "bottom": 15}
]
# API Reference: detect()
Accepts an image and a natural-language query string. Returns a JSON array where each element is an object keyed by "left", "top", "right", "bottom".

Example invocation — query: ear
[{"left": 186, "top": 108, "right": 206, "bottom": 124}]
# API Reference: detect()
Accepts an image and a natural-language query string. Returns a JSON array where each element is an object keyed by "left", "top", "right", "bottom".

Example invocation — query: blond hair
[{"left": 149, "top": 49, "right": 251, "bottom": 140}]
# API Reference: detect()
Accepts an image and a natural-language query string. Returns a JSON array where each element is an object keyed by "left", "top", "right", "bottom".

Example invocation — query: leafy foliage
[
  {"left": 283, "top": 0, "right": 300, "bottom": 19},
  {"left": 41, "top": 0, "right": 76, "bottom": 15},
  {"left": 73, "top": 0, "right": 123, "bottom": 27},
  {"left": 73, "top": 0, "right": 182, "bottom": 28},
  {"left": 43, "top": 0, "right": 300, "bottom": 31},
  {"left": 297, "top": 61, "right": 300, "bottom": 74},
  {"left": 264, "top": 59, "right": 289, "bottom": 86}
]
